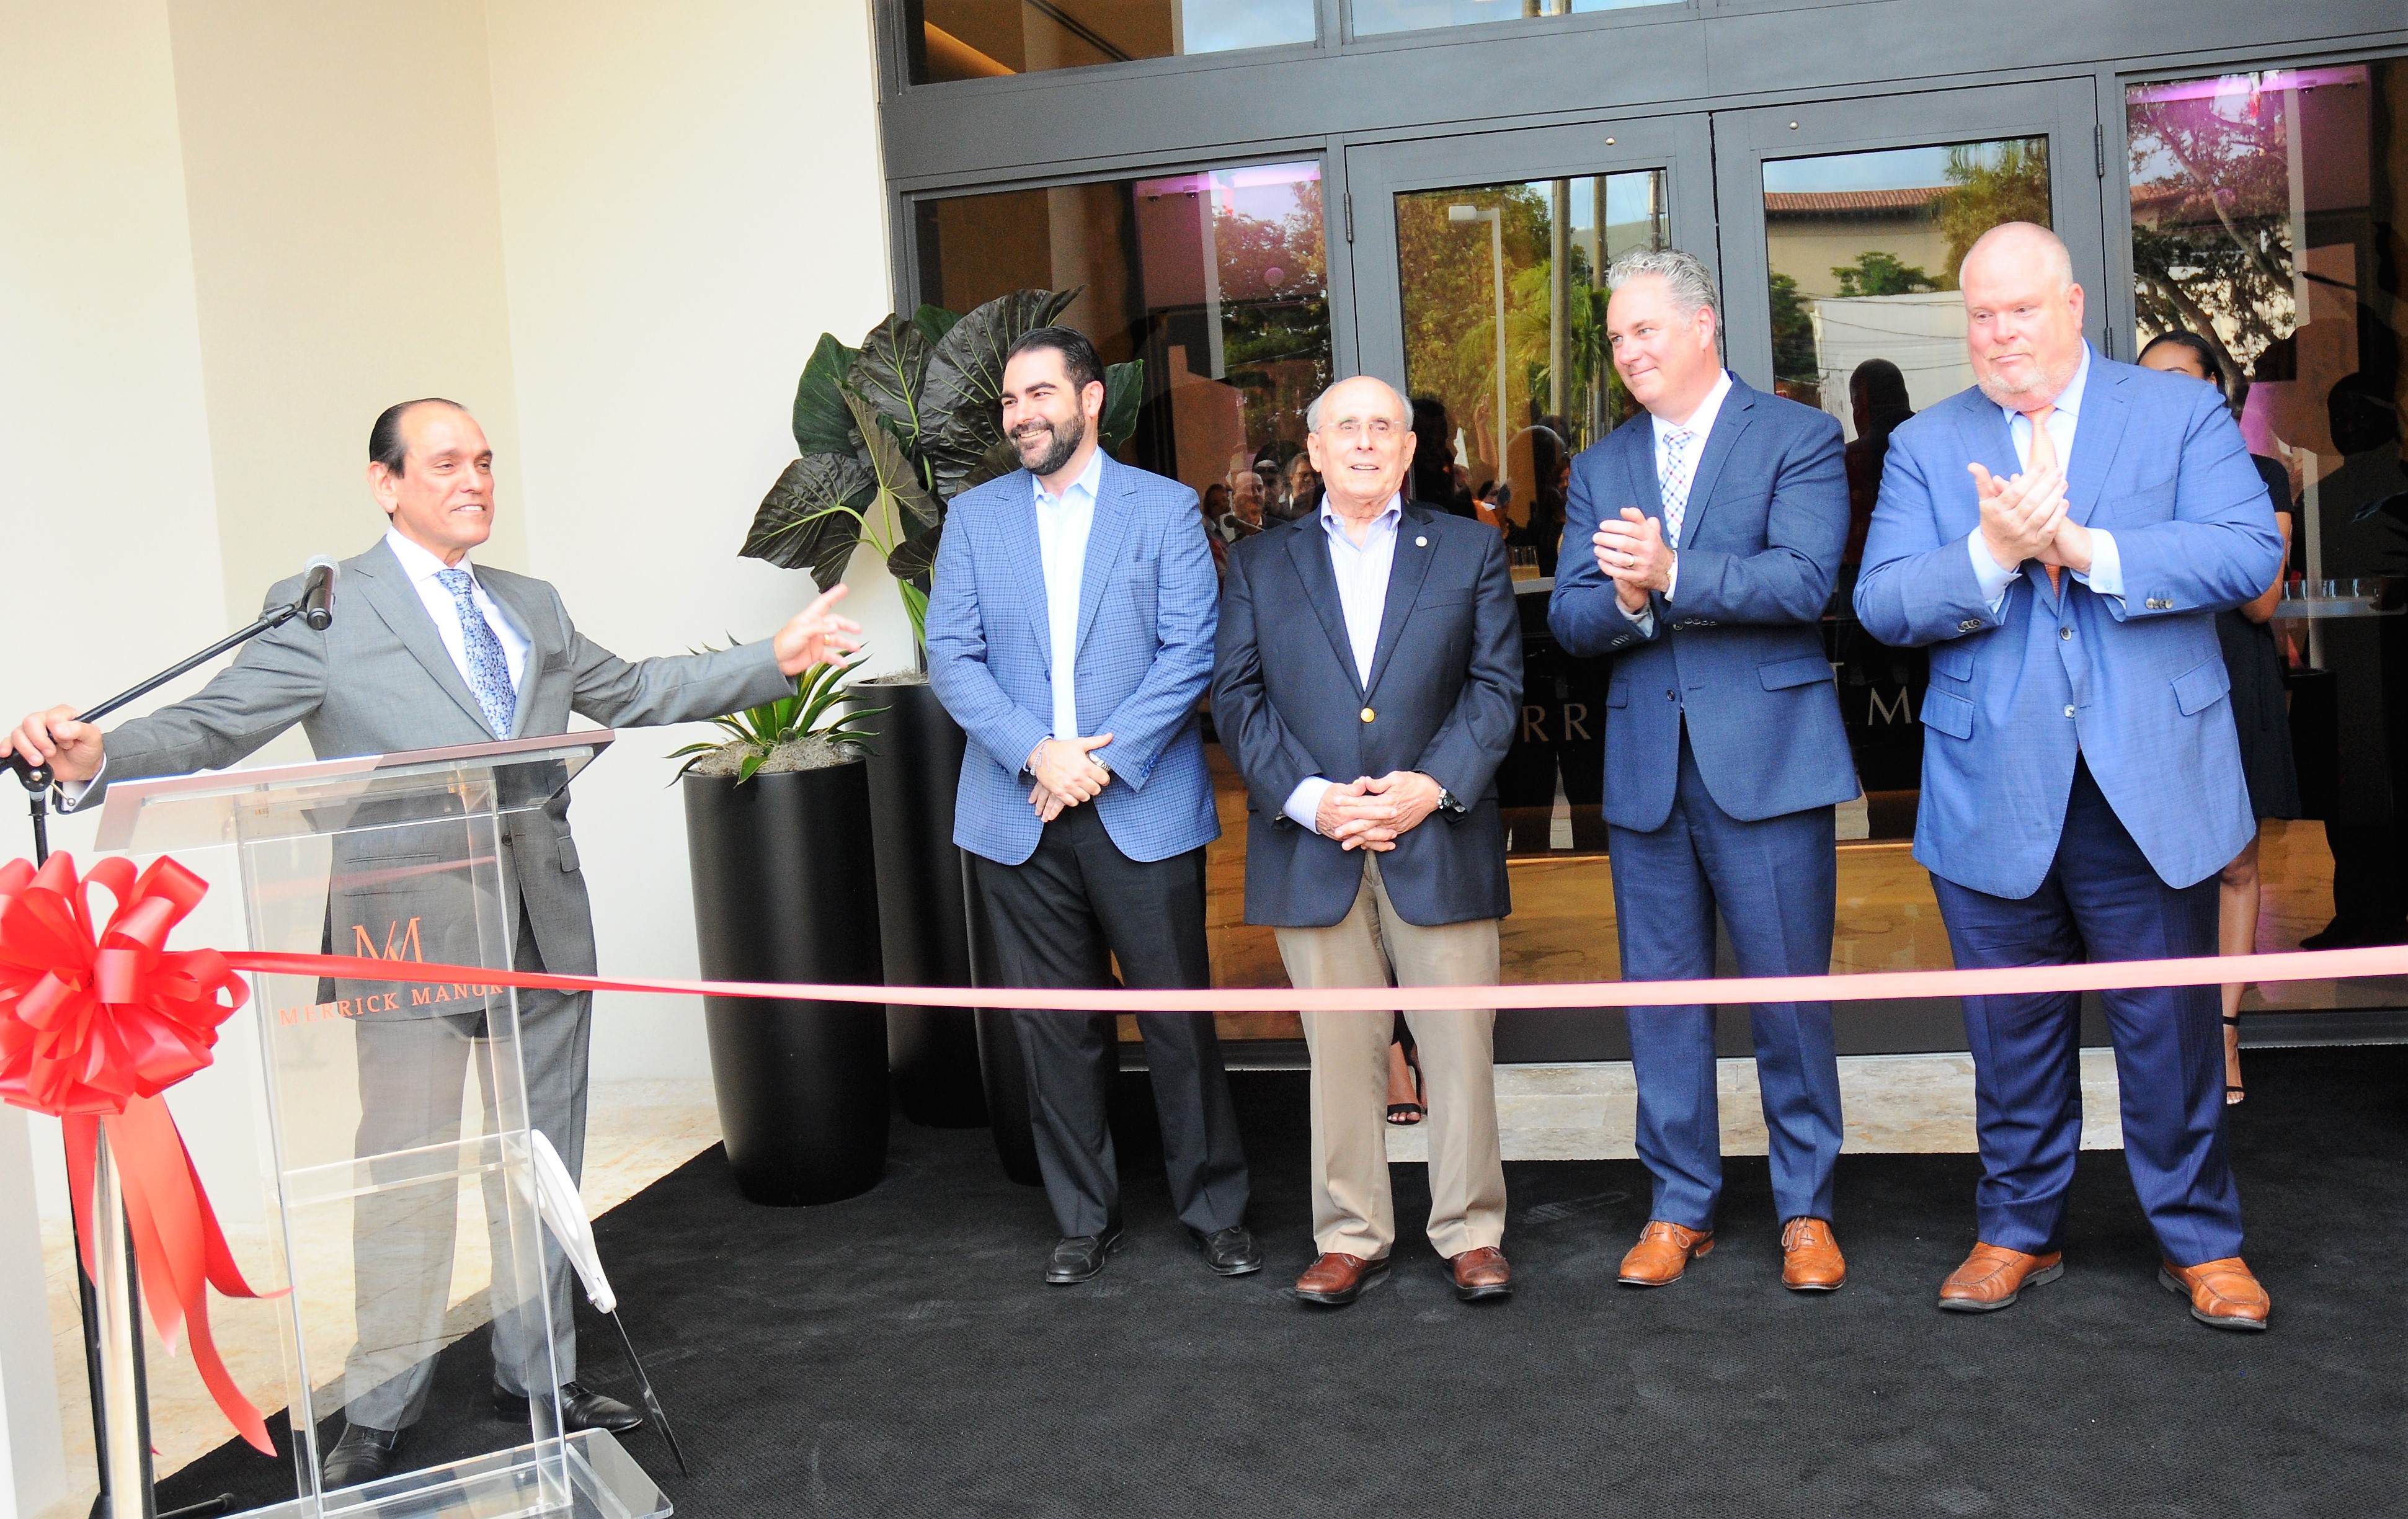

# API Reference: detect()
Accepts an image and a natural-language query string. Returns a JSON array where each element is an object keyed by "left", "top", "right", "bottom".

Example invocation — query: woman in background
[{"left": 2139, "top": 330, "right": 2299, "bottom": 1104}]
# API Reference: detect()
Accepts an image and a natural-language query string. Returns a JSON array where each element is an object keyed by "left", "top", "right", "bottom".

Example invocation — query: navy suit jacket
[
  {"left": 1548, "top": 374, "right": 1860, "bottom": 831},
  {"left": 1211, "top": 501, "right": 1522, "bottom": 928},
  {"left": 1852, "top": 352, "right": 2283, "bottom": 896}
]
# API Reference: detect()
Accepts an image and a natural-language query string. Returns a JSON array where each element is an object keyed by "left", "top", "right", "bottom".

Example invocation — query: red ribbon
[{"left": 0, "top": 855, "right": 275, "bottom": 1455}]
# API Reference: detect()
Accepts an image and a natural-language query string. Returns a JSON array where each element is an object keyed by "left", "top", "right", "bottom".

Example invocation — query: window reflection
[
  {"left": 909, "top": 0, "right": 1315, "bottom": 82},
  {"left": 2130, "top": 60, "right": 2408, "bottom": 957},
  {"left": 914, "top": 161, "right": 1331, "bottom": 527},
  {"left": 1352, "top": 0, "right": 1666, "bottom": 40}
]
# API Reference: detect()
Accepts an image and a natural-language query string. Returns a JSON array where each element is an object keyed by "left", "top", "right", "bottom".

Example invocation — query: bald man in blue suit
[{"left": 1854, "top": 223, "right": 2283, "bottom": 1330}]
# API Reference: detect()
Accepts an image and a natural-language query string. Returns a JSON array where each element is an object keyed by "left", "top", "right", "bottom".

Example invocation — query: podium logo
[
  {"left": 275, "top": 917, "right": 504, "bottom": 1024},
  {"left": 353, "top": 916, "right": 425, "bottom": 962}
]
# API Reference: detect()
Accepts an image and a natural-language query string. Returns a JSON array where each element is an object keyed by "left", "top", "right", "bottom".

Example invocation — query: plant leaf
[
  {"left": 899, "top": 578, "right": 930, "bottom": 651},
  {"left": 886, "top": 523, "right": 941, "bottom": 583},
  {"left": 741, "top": 454, "right": 874, "bottom": 589},
  {"left": 912, "top": 304, "right": 962, "bottom": 346},
  {"left": 851, "top": 314, "right": 936, "bottom": 448},
  {"left": 791, "top": 334, "right": 860, "bottom": 457},
  {"left": 1098, "top": 358, "right": 1145, "bottom": 452},
  {"left": 843, "top": 386, "right": 941, "bottom": 533},
  {"left": 921, "top": 287, "right": 1080, "bottom": 487},
  {"left": 735, "top": 751, "right": 765, "bottom": 785}
]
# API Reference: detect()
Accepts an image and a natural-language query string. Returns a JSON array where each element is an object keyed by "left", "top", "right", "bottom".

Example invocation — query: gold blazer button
[{"left": 1360, "top": 707, "right": 1376, "bottom": 723}]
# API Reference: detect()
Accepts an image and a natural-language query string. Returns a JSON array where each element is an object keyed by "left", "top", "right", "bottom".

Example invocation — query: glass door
[{"left": 1713, "top": 79, "right": 2108, "bottom": 839}]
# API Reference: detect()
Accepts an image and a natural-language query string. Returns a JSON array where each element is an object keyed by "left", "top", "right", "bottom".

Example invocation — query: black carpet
[{"left": 162, "top": 1047, "right": 2406, "bottom": 1517}]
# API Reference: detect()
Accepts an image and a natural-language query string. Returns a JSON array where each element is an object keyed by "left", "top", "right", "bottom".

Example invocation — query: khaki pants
[{"left": 1275, "top": 856, "right": 1505, "bottom": 1260}]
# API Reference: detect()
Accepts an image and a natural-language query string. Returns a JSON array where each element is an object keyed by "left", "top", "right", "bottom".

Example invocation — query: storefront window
[
  {"left": 1352, "top": 0, "right": 1666, "bottom": 40},
  {"left": 2128, "top": 60, "right": 2408, "bottom": 957},
  {"left": 914, "top": 161, "right": 1331, "bottom": 519},
  {"left": 907, "top": 0, "right": 1315, "bottom": 82}
]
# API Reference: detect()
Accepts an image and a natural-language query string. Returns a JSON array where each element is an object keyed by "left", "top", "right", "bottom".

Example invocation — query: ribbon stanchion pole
[{"left": 89, "top": 1136, "right": 156, "bottom": 1519}]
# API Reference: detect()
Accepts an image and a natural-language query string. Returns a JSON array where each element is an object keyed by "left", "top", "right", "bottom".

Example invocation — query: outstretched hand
[{"left": 773, "top": 585, "right": 865, "bottom": 676}]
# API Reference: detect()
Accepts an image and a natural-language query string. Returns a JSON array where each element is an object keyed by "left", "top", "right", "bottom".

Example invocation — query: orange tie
[{"left": 2022, "top": 403, "right": 2061, "bottom": 591}]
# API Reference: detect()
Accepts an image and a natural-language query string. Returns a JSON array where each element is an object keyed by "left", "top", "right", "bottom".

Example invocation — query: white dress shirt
[
  {"left": 1281, "top": 494, "right": 1403, "bottom": 833},
  {"left": 1619, "top": 368, "right": 1734, "bottom": 633},
  {"left": 1967, "top": 343, "right": 2123, "bottom": 609},
  {"left": 1033, "top": 448, "right": 1105, "bottom": 749},
  {"left": 384, "top": 527, "right": 532, "bottom": 692}
]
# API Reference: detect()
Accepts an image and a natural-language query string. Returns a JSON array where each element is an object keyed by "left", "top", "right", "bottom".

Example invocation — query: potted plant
[
  {"left": 737, "top": 290, "right": 1140, "bottom": 1167},
  {"left": 677, "top": 657, "right": 892, "bottom": 1204}
]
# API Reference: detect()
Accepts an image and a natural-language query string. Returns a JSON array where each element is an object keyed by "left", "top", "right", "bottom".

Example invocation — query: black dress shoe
[
  {"left": 1046, "top": 1222, "right": 1126, "bottom": 1284},
  {"left": 322, "top": 1422, "right": 401, "bottom": 1488},
  {"left": 1192, "top": 1224, "right": 1264, "bottom": 1276},
  {"left": 494, "top": 1381, "right": 644, "bottom": 1434}
]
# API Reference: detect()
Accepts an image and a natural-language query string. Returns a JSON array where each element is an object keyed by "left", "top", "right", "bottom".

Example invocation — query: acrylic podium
[{"left": 96, "top": 731, "right": 670, "bottom": 1519}]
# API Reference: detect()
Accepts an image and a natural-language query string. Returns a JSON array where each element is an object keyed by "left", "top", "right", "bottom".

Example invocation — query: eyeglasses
[{"left": 1323, "top": 417, "right": 1401, "bottom": 440}]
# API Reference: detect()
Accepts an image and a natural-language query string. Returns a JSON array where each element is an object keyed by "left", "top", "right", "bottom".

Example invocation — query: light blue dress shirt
[
  {"left": 1968, "top": 343, "right": 2123, "bottom": 610},
  {"left": 1033, "top": 448, "right": 1104, "bottom": 749},
  {"left": 1280, "top": 494, "right": 1402, "bottom": 833}
]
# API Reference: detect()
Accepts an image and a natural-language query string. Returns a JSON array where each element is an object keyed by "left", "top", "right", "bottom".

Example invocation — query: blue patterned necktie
[
  {"left": 435, "top": 567, "right": 516, "bottom": 737},
  {"left": 1659, "top": 426, "right": 1700, "bottom": 549}
]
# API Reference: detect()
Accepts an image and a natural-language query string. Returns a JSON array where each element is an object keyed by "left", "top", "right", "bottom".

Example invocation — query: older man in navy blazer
[
  {"left": 1213, "top": 375, "right": 1522, "bottom": 1307},
  {"left": 926, "top": 326, "right": 1256, "bottom": 1286},
  {"left": 1550, "top": 247, "right": 1860, "bottom": 1294},
  {"left": 1855, "top": 223, "right": 2283, "bottom": 1329}
]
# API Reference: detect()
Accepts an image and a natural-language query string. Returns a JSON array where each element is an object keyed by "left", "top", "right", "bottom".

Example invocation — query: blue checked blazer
[
  {"left": 1852, "top": 352, "right": 2285, "bottom": 898},
  {"left": 925, "top": 452, "right": 1221, "bottom": 866}
]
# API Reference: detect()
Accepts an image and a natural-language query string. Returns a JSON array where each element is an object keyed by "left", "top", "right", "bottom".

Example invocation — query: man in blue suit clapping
[
  {"left": 1854, "top": 223, "right": 2283, "bottom": 1330},
  {"left": 927, "top": 327, "right": 1256, "bottom": 1287},
  {"left": 1550, "top": 249, "right": 1860, "bottom": 1294}
]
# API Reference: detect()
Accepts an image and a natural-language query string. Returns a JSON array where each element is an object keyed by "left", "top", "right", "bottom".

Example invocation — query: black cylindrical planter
[
  {"left": 963, "top": 853, "right": 1043, "bottom": 1187},
  {"left": 683, "top": 758, "right": 889, "bottom": 1205},
  {"left": 858, "top": 674, "right": 989, "bottom": 1128}
]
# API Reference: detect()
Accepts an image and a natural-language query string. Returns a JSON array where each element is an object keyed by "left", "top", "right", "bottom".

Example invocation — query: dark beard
[{"left": 1016, "top": 414, "right": 1087, "bottom": 478}]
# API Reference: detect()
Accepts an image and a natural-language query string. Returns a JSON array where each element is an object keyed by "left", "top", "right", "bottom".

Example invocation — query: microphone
[{"left": 301, "top": 556, "right": 339, "bottom": 630}]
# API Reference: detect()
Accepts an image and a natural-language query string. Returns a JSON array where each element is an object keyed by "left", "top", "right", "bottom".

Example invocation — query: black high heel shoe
[{"left": 2223, "top": 1013, "right": 2245, "bottom": 1105}]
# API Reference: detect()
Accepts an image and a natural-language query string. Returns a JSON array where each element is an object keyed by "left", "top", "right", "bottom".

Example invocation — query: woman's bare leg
[{"left": 2217, "top": 828, "right": 2263, "bottom": 1103}]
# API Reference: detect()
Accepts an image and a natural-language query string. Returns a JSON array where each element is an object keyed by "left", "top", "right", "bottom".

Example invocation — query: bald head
[
  {"left": 1959, "top": 221, "right": 2086, "bottom": 409},
  {"left": 1306, "top": 376, "right": 1414, "bottom": 523}
]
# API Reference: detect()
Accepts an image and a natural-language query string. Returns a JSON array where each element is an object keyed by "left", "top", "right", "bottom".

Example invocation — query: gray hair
[
  {"left": 1605, "top": 246, "right": 1721, "bottom": 324},
  {"left": 1304, "top": 375, "right": 1410, "bottom": 434}
]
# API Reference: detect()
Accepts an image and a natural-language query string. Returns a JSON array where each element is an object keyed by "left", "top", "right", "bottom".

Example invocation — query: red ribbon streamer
[
  {"left": 1, "top": 855, "right": 275, "bottom": 1456},
  {"left": 11, "top": 847, "right": 2408, "bottom": 1462}
]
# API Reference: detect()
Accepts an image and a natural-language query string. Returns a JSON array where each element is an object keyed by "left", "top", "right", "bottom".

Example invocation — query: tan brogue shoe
[
  {"left": 1617, "top": 1221, "right": 1713, "bottom": 1286},
  {"left": 1935, "top": 1242, "right": 2063, "bottom": 1312},
  {"left": 2159, "top": 1257, "right": 2269, "bottom": 1332},
  {"left": 1449, "top": 1245, "right": 1513, "bottom": 1303},
  {"left": 1293, "top": 1251, "right": 1387, "bottom": 1307},
  {"left": 1779, "top": 1216, "right": 1846, "bottom": 1291}
]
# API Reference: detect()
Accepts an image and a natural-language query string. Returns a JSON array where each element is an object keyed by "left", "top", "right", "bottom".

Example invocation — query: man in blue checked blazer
[
  {"left": 925, "top": 326, "right": 1255, "bottom": 1286},
  {"left": 1854, "top": 223, "right": 2283, "bottom": 1329},
  {"left": 1549, "top": 247, "right": 1859, "bottom": 1296}
]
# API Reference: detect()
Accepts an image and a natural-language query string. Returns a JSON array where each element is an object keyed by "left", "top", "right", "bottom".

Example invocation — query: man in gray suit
[{"left": 4, "top": 397, "right": 861, "bottom": 1487}]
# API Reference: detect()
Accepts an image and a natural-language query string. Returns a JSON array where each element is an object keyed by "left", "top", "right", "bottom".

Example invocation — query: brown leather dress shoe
[
  {"left": 1294, "top": 1251, "right": 1388, "bottom": 1306},
  {"left": 1617, "top": 1221, "right": 1713, "bottom": 1286},
  {"left": 1448, "top": 1245, "right": 1513, "bottom": 1303},
  {"left": 2159, "top": 1257, "right": 2269, "bottom": 1332},
  {"left": 1779, "top": 1216, "right": 1846, "bottom": 1291},
  {"left": 1935, "top": 1242, "right": 2063, "bottom": 1312}
]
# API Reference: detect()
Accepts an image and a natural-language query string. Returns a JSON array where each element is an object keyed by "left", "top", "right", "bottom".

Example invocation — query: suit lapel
[
  {"left": 1622, "top": 418, "right": 1661, "bottom": 526},
  {"left": 1673, "top": 376, "right": 1754, "bottom": 548},
  {"left": 2065, "top": 360, "right": 2130, "bottom": 529},
  {"left": 478, "top": 572, "right": 553, "bottom": 738},
  {"left": 1286, "top": 517, "right": 1364, "bottom": 700},
  {"left": 1072, "top": 457, "right": 1135, "bottom": 659},
  {"left": 1000, "top": 470, "right": 1052, "bottom": 653},
  {"left": 350, "top": 540, "right": 495, "bottom": 733},
  {"left": 1364, "top": 506, "right": 1436, "bottom": 700}
]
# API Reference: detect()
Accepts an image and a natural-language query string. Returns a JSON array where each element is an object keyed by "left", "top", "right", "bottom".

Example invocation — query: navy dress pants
[
  {"left": 1927, "top": 757, "right": 2242, "bottom": 1267},
  {"left": 1608, "top": 733, "right": 1844, "bottom": 1229}
]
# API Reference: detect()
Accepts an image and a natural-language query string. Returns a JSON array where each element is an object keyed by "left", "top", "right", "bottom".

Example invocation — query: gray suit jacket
[{"left": 78, "top": 537, "right": 794, "bottom": 988}]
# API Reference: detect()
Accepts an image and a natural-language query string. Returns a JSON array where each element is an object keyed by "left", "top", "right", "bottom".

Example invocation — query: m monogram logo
[{"left": 352, "top": 917, "right": 425, "bottom": 961}]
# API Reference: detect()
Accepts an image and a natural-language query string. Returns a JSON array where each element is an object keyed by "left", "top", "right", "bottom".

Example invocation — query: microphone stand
[{"left": 10, "top": 593, "right": 314, "bottom": 1519}]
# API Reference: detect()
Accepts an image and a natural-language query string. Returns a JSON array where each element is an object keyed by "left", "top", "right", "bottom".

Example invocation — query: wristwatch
[{"left": 1439, "top": 788, "right": 1465, "bottom": 814}]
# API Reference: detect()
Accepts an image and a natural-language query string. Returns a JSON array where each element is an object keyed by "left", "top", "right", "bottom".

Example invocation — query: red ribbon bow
[{"left": 0, "top": 853, "right": 277, "bottom": 1454}]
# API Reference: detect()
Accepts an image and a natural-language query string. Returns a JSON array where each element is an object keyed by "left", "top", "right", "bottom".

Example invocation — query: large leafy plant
[
  {"left": 670, "top": 655, "right": 886, "bottom": 784},
  {"left": 740, "top": 289, "right": 1145, "bottom": 646}
]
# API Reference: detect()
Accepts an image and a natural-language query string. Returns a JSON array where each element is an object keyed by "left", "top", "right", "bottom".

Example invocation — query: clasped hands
[
  {"left": 1970, "top": 461, "right": 2092, "bottom": 576},
  {"left": 1028, "top": 733, "right": 1114, "bottom": 822},
  {"left": 1315, "top": 772, "right": 1443, "bottom": 852},
  {"left": 1593, "top": 508, "right": 1674, "bottom": 614}
]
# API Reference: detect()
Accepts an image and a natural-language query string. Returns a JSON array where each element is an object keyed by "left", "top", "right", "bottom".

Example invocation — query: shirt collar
[
  {"left": 1319, "top": 494, "right": 1403, "bottom": 544},
  {"left": 385, "top": 526, "right": 473, "bottom": 583},
  {"left": 1653, "top": 368, "right": 1733, "bottom": 440},
  {"left": 1997, "top": 342, "right": 2094, "bottom": 423},
  {"left": 1033, "top": 447, "right": 1106, "bottom": 507}
]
